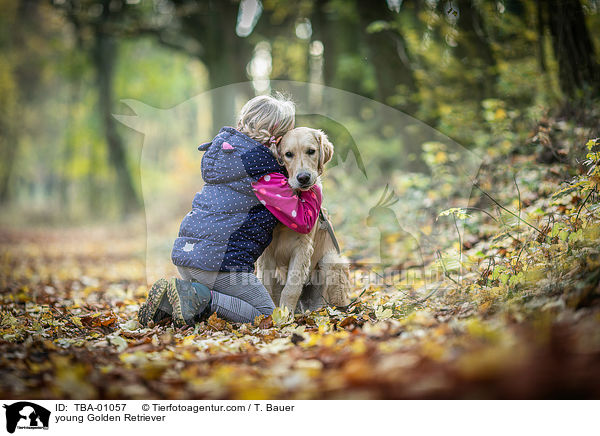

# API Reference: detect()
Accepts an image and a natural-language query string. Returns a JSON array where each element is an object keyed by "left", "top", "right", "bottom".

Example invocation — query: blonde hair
[{"left": 237, "top": 93, "right": 295, "bottom": 144}]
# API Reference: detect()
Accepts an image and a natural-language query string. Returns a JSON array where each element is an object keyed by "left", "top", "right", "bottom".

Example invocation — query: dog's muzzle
[
  {"left": 296, "top": 172, "right": 311, "bottom": 186},
  {"left": 295, "top": 171, "right": 316, "bottom": 190}
]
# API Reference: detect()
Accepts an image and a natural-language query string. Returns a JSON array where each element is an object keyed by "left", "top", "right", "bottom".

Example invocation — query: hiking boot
[
  {"left": 167, "top": 278, "right": 212, "bottom": 327},
  {"left": 138, "top": 278, "right": 173, "bottom": 327}
]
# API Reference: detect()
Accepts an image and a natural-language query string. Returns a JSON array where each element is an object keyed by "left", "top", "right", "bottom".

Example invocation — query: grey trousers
[{"left": 177, "top": 266, "right": 275, "bottom": 323}]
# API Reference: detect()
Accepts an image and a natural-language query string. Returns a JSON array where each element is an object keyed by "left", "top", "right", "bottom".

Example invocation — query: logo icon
[{"left": 3, "top": 402, "right": 50, "bottom": 434}]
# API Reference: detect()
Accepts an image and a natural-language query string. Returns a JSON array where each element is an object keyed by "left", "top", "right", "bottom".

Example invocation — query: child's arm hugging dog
[{"left": 138, "top": 94, "right": 322, "bottom": 328}]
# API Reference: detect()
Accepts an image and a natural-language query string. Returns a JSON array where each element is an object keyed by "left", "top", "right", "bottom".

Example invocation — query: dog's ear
[
  {"left": 271, "top": 139, "right": 285, "bottom": 166},
  {"left": 315, "top": 130, "right": 334, "bottom": 173}
]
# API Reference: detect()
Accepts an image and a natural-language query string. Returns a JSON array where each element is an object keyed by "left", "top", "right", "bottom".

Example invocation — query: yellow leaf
[
  {"left": 71, "top": 316, "right": 83, "bottom": 328},
  {"left": 272, "top": 306, "right": 291, "bottom": 326},
  {"left": 495, "top": 108, "right": 507, "bottom": 120}
]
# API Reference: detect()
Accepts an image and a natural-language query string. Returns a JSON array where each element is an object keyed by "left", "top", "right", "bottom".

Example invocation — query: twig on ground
[
  {"left": 463, "top": 207, "right": 498, "bottom": 222},
  {"left": 436, "top": 249, "right": 459, "bottom": 285},
  {"left": 416, "top": 284, "right": 443, "bottom": 304},
  {"left": 513, "top": 174, "right": 522, "bottom": 233},
  {"left": 576, "top": 188, "right": 595, "bottom": 224},
  {"left": 473, "top": 181, "right": 542, "bottom": 234},
  {"left": 51, "top": 307, "right": 87, "bottom": 334},
  {"left": 453, "top": 214, "right": 462, "bottom": 279}
]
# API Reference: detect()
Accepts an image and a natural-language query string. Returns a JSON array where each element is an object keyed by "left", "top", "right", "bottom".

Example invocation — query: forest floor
[{"left": 1, "top": 128, "right": 600, "bottom": 399}]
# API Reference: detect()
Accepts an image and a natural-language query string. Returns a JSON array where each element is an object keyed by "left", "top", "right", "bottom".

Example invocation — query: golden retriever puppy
[{"left": 257, "top": 127, "right": 352, "bottom": 313}]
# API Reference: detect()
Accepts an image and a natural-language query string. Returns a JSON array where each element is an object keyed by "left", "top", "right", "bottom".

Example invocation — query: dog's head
[{"left": 275, "top": 127, "right": 333, "bottom": 191}]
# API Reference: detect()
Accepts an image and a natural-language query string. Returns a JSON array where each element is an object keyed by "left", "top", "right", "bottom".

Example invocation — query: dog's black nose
[{"left": 296, "top": 172, "right": 311, "bottom": 186}]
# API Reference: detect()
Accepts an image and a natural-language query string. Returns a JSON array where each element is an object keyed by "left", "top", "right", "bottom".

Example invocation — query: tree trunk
[
  {"left": 0, "top": 0, "right": 32, "bottom": 204},
  {"left": 91, "top": 21, "right": 141, "bottom": 216},
  {"left": 545, "top": 0, "right": 599, "bottom": 99},
  {"left": 312, "top": 0, "right": 365, "bottom": 95},
  {"left": 453, "top": 0, "right": 498, "bottom": 100},
  {"left": 356, "top": 0, "right": 418, "bottom": 115},
  {"left": 180, "top": 0, "right": 253, "bottom": 135},
  {"left": 0, "top": 114, "right": 17, "bottom": 204},
  {"left": 504, "top": 0, "right": 525, "bottom": 15},
  {"left": 537, "top": 0, "right": 547, "bottom": 73},
  {"left": 309, "top": 0, "right": 368, "bottom": 118},
  {"left": 203, "top": 50, "right": 253, "bottom": 136},
  {"left": 0, "top": 57, "right": 17, "bottom": 204}
]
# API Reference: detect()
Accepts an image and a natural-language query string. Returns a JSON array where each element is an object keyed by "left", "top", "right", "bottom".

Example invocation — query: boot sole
[
  {"left": 168, "top": 279, "right": 212, "bottom": 327},
  {"left": 167, "top": 278, "right": 186, "bottom": 328},
  {"left": 138, "top": 278, "right": 169, "bottom": 327}
]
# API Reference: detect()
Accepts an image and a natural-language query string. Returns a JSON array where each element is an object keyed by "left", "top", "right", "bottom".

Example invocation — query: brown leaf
[
  {"left": 339, "top": 316, "right": 358, "bottom": 329},
  {"left": 295, "top": 315, "right": 317, "bottom": 327},
  {"left": 258, "top": 315, "right": 273, "bottom": 329},
  {"left": 79, "top": 311, "right": 118, "bottom": 329},
  {"left": 207, "top": 312, "right": 227, "bottom": 331}
]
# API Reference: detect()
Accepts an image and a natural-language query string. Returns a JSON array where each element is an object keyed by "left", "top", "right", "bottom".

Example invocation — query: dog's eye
[
  {"left": 285, "top": 152, "right": 294, "bottom": 158},
  {"left": 307, "top": 149, "right": 316, "bottom": 155}
]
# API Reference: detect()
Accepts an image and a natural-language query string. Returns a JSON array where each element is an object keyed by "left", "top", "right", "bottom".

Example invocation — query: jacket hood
[{"left": 199, "top": 127, "right": 269, "bottom": 184}]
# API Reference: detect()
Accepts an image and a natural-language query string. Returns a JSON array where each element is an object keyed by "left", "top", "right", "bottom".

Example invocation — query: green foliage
[
  {"left": 443, "top": 142, "right": 600, "bottom": 316},
  {"left": 0, "top": 0, "right": 599, "bottom": 224}
]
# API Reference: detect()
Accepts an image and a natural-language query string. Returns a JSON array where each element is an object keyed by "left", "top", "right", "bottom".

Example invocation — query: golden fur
[{"left": 257, "top": 127, "right": 351, "bottom": 312}]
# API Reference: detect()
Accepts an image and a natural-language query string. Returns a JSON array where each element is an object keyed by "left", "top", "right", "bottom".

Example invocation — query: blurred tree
[
  {"left": 311, "top": 0, "right": 368, "bottom": 96},
  {"left": 504, "top": 0, "right": 525, "bottom": 15},
  {"left": 91, "top": 1, "right": 141, "bottom": 214},
  {"left": 173, "top": 0, "right": 254, "bottom": 131},
  {"left": 0, "top": 0, "right": 49, "bottom": 204},
  {"left": 55, "top": 0, "right": 142, "bottom": 215},
  {"left": 1, "top": 0, "right": 599, "bottom": 223},
  {"left": 452, "top": 0, "right": 497, "bottom": 100},
  {"left": 0, "top": 1, "right": 19, "bottom": 204},
  {"left": 92, "top": 1, "right": 250, "bottom": 134},
  {"left": 544, "top": 0, "right": 600, "bottom": 99},
  {"left": 357, "top": 0, "right": 418, "bottom": 114},
  {"left": 128, "top": 0, "right": 254, "bottom": 133},
  {"left": 536, "top": 0, "right": 547, "bottom": 73}
]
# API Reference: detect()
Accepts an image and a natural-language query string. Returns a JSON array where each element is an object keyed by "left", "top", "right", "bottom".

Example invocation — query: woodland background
[{"left": 1, "top": 0, "right": 600, "bottom": 399}]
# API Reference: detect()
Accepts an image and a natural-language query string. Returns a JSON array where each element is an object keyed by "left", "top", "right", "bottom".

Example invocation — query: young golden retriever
[{"left": 256, "top": 127, "right": 352, "bottom": 313}]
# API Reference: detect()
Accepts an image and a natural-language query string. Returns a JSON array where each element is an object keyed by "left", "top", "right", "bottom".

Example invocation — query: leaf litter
[{"left": 2, "top": 138, "right": 600, "bottom": 399}]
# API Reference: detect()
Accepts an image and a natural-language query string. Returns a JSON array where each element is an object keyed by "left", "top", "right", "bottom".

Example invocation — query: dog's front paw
[
  {"left": 279, "top": 289, "right": 300, "bottom": 314},
  {"left": 278, "top": 301, "right": 296, "bottom": 314}
]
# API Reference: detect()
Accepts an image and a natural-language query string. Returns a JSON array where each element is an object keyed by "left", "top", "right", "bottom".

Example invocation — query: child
[{"left": 138, "top": 94, "right": 322, "bottom": 328}]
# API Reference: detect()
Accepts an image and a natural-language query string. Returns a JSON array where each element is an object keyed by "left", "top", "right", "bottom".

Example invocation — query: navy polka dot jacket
[{"left": 171, "top": 127, "right": 286, "bottom": 272}]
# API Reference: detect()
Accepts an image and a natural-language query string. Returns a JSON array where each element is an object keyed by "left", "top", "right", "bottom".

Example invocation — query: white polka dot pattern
[{"left": 172, "top": 127, "right": 286, "bottom": 272}]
